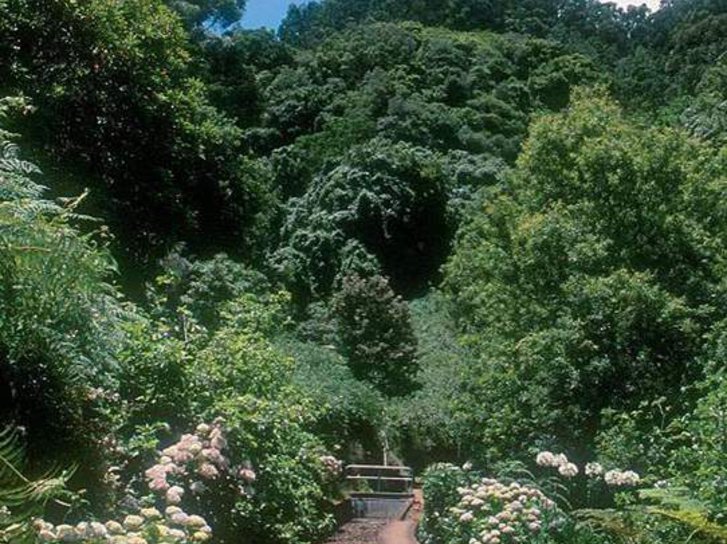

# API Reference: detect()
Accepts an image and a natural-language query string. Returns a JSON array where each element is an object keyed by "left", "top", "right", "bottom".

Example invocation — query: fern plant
[
  {"left": 574, "top": 487, "right": 727, "bottom": 544},
  {"left": 0, "top": 427, "right": 74, "bottom": 544},
  {"left": 638, "top": 487, "right": 727, "bottom": 542}
]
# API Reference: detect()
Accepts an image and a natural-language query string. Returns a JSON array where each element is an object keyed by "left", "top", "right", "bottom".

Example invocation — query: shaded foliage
[
  {"left": 332, "top": 274, "right": 419, "bottom": 397},
  {"left": 444, "top": 89, "right": 727, "bottom": 463}
]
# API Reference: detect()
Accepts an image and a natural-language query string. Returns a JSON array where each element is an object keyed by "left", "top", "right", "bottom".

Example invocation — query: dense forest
[{"left": 0, "top": 0, "right": 726, "bottom": 542}]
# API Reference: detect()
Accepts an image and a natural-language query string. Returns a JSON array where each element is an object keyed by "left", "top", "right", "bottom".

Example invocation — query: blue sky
[
  {"left": 240, "top": 0, "right": 660, "bottom": 31},
  {"left": 240, "top": 0, "right": 309, "bottom": 29}
]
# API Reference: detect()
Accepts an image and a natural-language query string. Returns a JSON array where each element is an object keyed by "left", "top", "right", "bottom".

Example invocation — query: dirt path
[
  {"left": 378, "top": 520, "right": 418, "bottom": 544},
  {"left": 326, "top": 489, "right": 423, "bottom": 544},
  {"left": 325, "top": 520, "right": 387, "bottom": 544}
]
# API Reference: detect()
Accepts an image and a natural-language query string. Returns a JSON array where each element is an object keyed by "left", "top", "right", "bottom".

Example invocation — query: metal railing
[{"left": 344, "top": 464, "right": 414, "bottom": 497}]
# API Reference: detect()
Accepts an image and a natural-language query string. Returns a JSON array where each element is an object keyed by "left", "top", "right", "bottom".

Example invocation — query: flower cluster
[
  {"left": 604, "top": 470, "right": 641, "bottom": 487},
  {"left": 319, "top": 455, "right": 343, "bottom": 477},
  {"left": 535, "top": 451, "right": 578, "bottom": 478},
  {"left": 448, "top": 478, "right": 563, "bottom": 544},
  {"left": 145, "top": 419, "right": 255, "bottom": 500},
  {"left": 585, "top": 462, "right": 604, "bottom": 477},
  {"left": 33, "top": 505, "right": 211, "bottom": 543},
  {"left": 535, "top": 452, "right": 640, "bottom": 487},
  {"left": 33, "top": 421, "right": 256, "bottom": 544}
]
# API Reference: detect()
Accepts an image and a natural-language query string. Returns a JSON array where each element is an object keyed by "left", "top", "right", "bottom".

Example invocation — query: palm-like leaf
[{"left": 0, "top": 427, "right": 74, "bottom": 544}]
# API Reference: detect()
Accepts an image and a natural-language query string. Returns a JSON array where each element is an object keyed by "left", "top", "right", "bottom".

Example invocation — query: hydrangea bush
[
  {"left": 33, "top": 422, "right": 254, "bottom": 544},
  {"left": 419, "top": 464, "right": 569, "bottom": 544},
  {"left": 448, "top": 478, "right": 563, "bottom": 543},
  {"left": 535, "top": 451, "right": 640, "bottom": 488}
]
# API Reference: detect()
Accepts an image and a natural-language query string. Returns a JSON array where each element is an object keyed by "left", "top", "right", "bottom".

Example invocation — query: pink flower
[
  {"left": 238, "top": 468, "right": 256, "bottom": 483},
  {"left": 149, "top": 477, "right": 170, "bottom": 492},
  {"left": 172, "top": 450, "right": 194, "bottom": 464},
  {"left": 198, "top": 463, "right": 219, "bottom": 480},
  {"left": 210, "top": 435, "right": 227, "bottom": 450},
  {"left": 201, "top": 448, "right": 224, "bottom": 465},
  {"left": 166, "top": 485, "right": 185, "bottom": 505},
  {"left": 170, "top": 512, "right": 189, "bottom": 526},
  {"left": 145, "top": 464, "right": 169, "bottom": 480}
]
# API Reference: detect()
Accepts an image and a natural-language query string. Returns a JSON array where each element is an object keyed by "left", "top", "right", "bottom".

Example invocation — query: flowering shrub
[
  {"left": 33, "top": 422, "right": 255, "bottom": 544},
  {"left": 145, "top": 420, "right": 255, "bottom": 501},
  {"left": 535, "top": 451, "right": 640, "bottom": 489},
  {"left": 419, "top": 464, "right": 574, "bottom": 544},
  {"left": 34, "top": 506, "right": 209, "bottom": 544},
  {"left": 603, "top": 470, "right": 640, "bottom": 487},
  {"left": 419, "top": 463, "right": 481, "bottom": 542},
  {"left": 535, "top": 452, "right": 578, "bottom": 478},
  {"left": 446, "top": 478, "right": 564, "bottom": 543},
  {"left": 318, "top": 455, "right": 343, "bottom": 479}
]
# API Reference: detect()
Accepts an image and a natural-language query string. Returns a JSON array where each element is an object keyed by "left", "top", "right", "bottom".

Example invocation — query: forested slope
[{"left": 0, "top": 0, "right": 726, "bottom": 543}]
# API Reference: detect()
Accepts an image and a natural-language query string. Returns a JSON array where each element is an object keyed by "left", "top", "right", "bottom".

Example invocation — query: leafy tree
[
  {"left": 201, "top": 29, "right": 294, "bottom": 125},
  {"left": 332, "top": 274, "right": 419, "bottom": 397},
  {"left": 166, "top": 0, "right": 246, "bottom": 29},
  {"left": 271, "top": 138, "right": 453, "bottom": 301},
  {"left": 682, "top": 56, "right": 727, "bottom": 145},
  {"left": 282, "top": 337, "right": 384, "bottom": 460},
  {"left": 0, "top": 0, "right": 273, "bottom": 274},
  {"left": 443, "top": 88, "right": 727, "bottom": 460},
  {"left": 388, "top": 292, "right": 473, "bottom": 471},
  {"left": 149, "top": 252, "right": 271, "bottom": 332}
]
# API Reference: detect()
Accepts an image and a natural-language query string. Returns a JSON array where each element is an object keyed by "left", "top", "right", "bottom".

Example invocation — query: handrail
[
  {"left": 346, "top": 464, "right": 412, "bottom": 471},
  {"left": 344, "top": 464, "right": 414, "bottom": 496}
]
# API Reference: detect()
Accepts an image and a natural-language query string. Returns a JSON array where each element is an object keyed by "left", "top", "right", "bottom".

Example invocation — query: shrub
[{"left": 332, "top": 274, "right": 419, "bottom": 397}]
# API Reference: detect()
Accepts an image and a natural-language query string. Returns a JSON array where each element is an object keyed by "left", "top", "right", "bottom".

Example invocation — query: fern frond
[
  {"left": 646, "top": 507, "right": 727, "bottom": 541},
  {"left": 573, "top": 508, "right": 639, "bottom": 543},
  {"left": 0, "top": 427, "right": 75, "bottom": 544},
  {"left": 638, "top": 487, "right": 727, "bottom": 542}
]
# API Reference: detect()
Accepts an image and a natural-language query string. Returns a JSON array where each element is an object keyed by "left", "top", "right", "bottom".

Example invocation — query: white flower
[
  {"left": 622, "top": 470, "right": 640, "bottom": 486},
  {"left": 558, "top": 462, "right": 579, "bottom": 478},
  {"left": 604, "top": 469, "right": 641, "bottom": 487},
  {"left": 459, "top": 511, "right": 474, "bottom": 522},
  {"left": 55, "top": 524, "right": 77, "bottom": 541},
  {"left": 168, "top": 528, "right": 187, "bottom": 540},
  {"left": 185, "top": 515, "right": 207, "bottom": 528},
  {"left": 89, "top": 522, "right": 108, "bottom": 538},
  {"left": 123, "top": 515, "right": 145, "bottom": 531},
  {"left": 140, "top": 507, "right": 161, "bottom": 520},
  {"left": 553, "top": 453, "right": 569, "bottom": 467},
  {"left": 536, "top": 451, "right": 559, "bottom": 467},
  {"left": 585, "top": 462, "right": 604, "bottom": 477},
  {"left": 165, "top": 506, "right": 183, "bottom": 517},
  {"left": 105, "top": 520, "right": 124, "bottom": 534}
]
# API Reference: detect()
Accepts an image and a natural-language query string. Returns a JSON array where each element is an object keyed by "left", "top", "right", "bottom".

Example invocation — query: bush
[
  {"left": 443, "top": 88, "right": 727, "bottom": 461},
  {"left": 0, "top": 106, "right": 122, "bottom": 500},
  {"left": 419, "top": 463, "right": 611, "bottom": 544},
  {"left": 332, "top": 274, "right": 419, "bottom": 397},
  {"left": 282, "top": 338, "right": 384, "bottom": 461}
]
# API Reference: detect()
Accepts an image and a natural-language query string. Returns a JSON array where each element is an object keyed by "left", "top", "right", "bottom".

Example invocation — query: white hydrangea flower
[
  {"left": 536, "top": 451, "right": 556, "bottom": 467},
  {"left": 558, "top": 462, "right": 579, "bottom": 478},
  {"left": 585, "top": 462, "right": 604, "bottom": 477}
]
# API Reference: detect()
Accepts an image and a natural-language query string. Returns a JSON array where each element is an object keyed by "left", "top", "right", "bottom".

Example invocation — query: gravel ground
[
  {"left": 325, "top": 490, "right": 424, "bottom": 544},
  {"left": 325, "top": 520, "right": 387, "bottom": 544}
]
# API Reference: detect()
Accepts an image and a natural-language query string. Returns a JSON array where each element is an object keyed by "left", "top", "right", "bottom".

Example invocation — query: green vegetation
[{"left": 0, "top": 0, "right": 725, "bottom": 542}]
